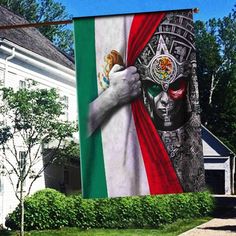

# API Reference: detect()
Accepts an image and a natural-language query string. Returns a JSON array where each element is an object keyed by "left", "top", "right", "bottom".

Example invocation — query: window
[
  {"left": 60, "top": 95, "right": 69, "bottom": 120},
  {"left": 19, "top": 151, "right": 27, "bottom": 187},
  {"left": 0, "top": 164, "right": 4, "bottom": 193},
  {"left": 62, "top": 95, "right": 69, "bottom": 108},
  {"left": 64, "top": 169, "right": 69, "bottom": 185},
  {"left": 19, "top": 80, "right": 26, "bottom": 89},
  {"left": 19, "top": 151, "right": 27, "bottom": 168},
  {"left": 0, "top": 69, "right": 4, "bottom": 86}
]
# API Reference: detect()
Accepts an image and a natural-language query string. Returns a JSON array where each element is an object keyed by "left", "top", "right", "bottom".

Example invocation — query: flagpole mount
[{"left": 193, "top": 8, "right": 200, "bottom": 13}]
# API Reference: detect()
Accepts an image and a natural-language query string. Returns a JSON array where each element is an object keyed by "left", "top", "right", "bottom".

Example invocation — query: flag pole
[
  {"left": 0, "top": 19, "right": 72, "bottom": 30},
  {"left": 0, "top": 8, "right": 200, "bottom": 30}
]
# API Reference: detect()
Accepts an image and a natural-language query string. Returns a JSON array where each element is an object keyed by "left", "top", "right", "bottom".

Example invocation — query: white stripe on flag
[{"left": 95, "top": 16, "right": 150, "bottom": 197}]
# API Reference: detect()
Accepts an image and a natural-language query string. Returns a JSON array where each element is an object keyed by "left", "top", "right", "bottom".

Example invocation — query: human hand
[
  {"left": 88, "top": 64, "right": 141, "bottom": 135},
  {"left": 108, "top": 64, "right": 141, "bottom": 106}
]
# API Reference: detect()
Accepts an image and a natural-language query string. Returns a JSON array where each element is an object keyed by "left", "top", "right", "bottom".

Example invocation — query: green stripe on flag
[{"left": 73, "top": 18, "right": 108, "bottom": 198}]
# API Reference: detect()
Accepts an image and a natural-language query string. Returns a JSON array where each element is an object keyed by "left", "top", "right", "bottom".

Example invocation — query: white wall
[
  {"left": 202, "top": 139, "right": 221, "bottom": 156},
  {"left": 0, "top": 48, "right": 77, "bottom": 226}
]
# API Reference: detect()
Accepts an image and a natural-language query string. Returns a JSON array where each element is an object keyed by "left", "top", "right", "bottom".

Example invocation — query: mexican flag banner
[{"left": 74, "top": 10, "right": 205, "bottom": 198}]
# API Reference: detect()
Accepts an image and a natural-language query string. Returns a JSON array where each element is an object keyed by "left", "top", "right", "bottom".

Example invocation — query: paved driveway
[{"left": 179, "top": 207, "right": 236, "bottom": 236}]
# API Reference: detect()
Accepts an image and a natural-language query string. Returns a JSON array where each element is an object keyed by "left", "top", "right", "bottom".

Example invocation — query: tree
[
  {"left": 53, "top": 140, "right": 80, "bottom": 165},
  {"left": 0, "top": 0, "right": 73, "bottom": 55},
  {"left": 0, "top": 85, "right": 77, "bottom": 236},
  {"left": 195, "top": 4, "right": 236, "bottom": 153}
]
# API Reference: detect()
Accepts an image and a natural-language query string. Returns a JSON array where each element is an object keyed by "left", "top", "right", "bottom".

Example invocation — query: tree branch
[
  {"left": 26, "top": 138, "right": 62, "bottom": 196},
  {"left": 2, "top": 146, "right": 20, "bottom": 178},
  {"left": 3, "top": 164, "right": 20, "bottom": 201}
]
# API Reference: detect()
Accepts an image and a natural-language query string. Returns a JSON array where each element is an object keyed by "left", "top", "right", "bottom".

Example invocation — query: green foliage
[
  {"left": 195, "top": 5, "right": 236, "bottom": 153},
  {"left": 0, "top": 86, "right": 77, "bottom": 197},
  {"left": 168, "top": 192, "right": 214, "bottom": 220},
  {"left": 0, "top": 0, "right": 73, "bottom": 54},
  {"left": 0, "top": 86, "right": 77, "bottom": 146},
  {"left": 67, "top": 195, "right": 96, "bottom": 229},
  {"left": 53, "top": 141, "right": 80, "bottom": 165},
  {"left": 94, "top": 197, "right": 144, "bottom": 229},
  {"left": 114, "top": 197, "right": 144, "bottom": 228},
  {"left": 6, "top": 189, "right": 214, "bottom": 231},
  {"left": 0, "top": 63, "right": 77, "bottom": 236},
  {"left": 0, "top": 218, "right": 213, "bottom": 236},
  {"left": 5, "top": 189, "right": 68, "bottom": 230},
  {"left": 141, "top": 195, "right": 173, "bottom": 227}
]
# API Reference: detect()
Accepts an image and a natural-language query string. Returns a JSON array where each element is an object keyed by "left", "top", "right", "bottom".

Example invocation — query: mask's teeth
[{"left": 164, "top": 110, "right": 171, "bottom": 127}]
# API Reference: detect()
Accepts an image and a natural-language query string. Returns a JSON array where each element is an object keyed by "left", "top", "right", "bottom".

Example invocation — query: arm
[{"left": 88, "top": 64, "right": 141, "bottom": 136}]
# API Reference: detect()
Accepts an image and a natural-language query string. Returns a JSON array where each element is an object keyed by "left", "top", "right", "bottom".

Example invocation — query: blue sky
[{"left": 58, "top": 0, "right": 235, "bottom": 21}]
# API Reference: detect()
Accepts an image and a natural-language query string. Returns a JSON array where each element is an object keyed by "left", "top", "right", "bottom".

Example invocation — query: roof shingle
[{"left": 0, "top": 5, "right": 74, "bottom": 70}]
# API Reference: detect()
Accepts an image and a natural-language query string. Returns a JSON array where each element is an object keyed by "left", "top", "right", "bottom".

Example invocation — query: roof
[
  {"left": 0, "top": 5, "right": 74, "bottom": 70},
  {"left": 202, "top": 125, "right": 235, "bottom": 157}
]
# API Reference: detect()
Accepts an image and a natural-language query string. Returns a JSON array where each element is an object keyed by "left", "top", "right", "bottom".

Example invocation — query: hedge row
[{"left": 5, "top": 188, "right": 214, "bottom": 230}]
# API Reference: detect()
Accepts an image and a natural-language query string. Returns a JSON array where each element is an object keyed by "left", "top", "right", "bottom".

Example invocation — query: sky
[{"left": 58, "top": 0, "right": 235, "bottom": 21}]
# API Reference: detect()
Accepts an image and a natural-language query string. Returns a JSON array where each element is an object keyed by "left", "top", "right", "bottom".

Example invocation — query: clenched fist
[
  {"left": 109, "top": 64, "right": 141, "bottom": 106},
  {"left": 88, "top": 64, "right": 141, "bottom": 136}
]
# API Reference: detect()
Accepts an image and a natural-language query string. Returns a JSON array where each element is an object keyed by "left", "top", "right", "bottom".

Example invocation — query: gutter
[
  {"left": 0, "top": 44, "right": 75, "bottom": 83},
  {"left": 0, "top": 38, "right": 75, "bottom": 76},
  {"left": 3, "top": 47, "right": 15, "bottom": 85}
]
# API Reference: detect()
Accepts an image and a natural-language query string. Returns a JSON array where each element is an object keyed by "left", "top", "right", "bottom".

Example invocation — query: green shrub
[
  {"left": 94, "top": 198, "right": 117, "bottom": 228},
  {"left": 115, "top": 197, "right": 144, "bottom": 228},
  {"left": 195, "top": 191, "right": 215, "bottom": 215},
  {"left": 141, "top": 195, "right": 174, "bottom": 227},
  {"left": 6, "top": 189, "right": 214, "bottom": 231},
  {"left": 94, "top": 196, "right": 143, "bottom": 229},
  {"left": 169, "top": 193, "right": 197, "bottom": 220},
  {"left": 6, "top": 189, "right": 69, "bottom": 230},
  {"left": 168, "top": 191, "right": 214, "bottom": 220},
  {"left": 68, "top": 195, "right": 96, "bottom": 229}
]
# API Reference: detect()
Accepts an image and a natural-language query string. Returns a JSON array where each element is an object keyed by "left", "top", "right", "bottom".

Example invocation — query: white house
[
  {"left": 0, "top": 4, "right": 235, "bottom": 228},
  {"left": 202, "top": 126, "right": 235, "bottom": 195},
  {"left": 0, "top": 6, "right": 78, "bottom": 225}
]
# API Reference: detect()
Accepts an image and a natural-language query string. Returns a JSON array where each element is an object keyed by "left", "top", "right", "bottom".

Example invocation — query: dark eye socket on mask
[
  {"left": 143, "top": 81, "right": 162, "bottom": 97},
  {"left": 169, "top": 78, "right": 186, "bottom": 91},
  {"left": 143, "top": 77, "right": 188, "bottom": 98}
]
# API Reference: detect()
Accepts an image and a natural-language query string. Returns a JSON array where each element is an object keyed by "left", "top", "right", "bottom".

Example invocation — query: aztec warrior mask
[{"left": 74, "top": 9, "right": 206, "bottom": 198}]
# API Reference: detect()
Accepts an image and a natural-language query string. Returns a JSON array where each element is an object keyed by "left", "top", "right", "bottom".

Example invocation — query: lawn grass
[{"left": 1, "top": 217, "right": 211, "bottom": 236}]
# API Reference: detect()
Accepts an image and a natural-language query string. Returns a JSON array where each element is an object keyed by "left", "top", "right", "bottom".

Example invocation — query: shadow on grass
[{"left": 0, "top": 229, "right": 11, "bottom": 236}]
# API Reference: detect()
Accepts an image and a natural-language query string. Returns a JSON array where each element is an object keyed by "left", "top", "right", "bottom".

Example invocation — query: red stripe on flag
[
  {"left": 127, "top": 12, "right": 165, "bottom": 65},
  {"left": 132, "top": 100, "right": 183, "bottom": 194},
  {"left": 127, "top": 13, "right": 183, "bottom": 194}
]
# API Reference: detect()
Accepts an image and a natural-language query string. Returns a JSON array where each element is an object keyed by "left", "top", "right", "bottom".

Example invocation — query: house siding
[{"left": 0, "top": 44, "right": 77, "bottom": 225}]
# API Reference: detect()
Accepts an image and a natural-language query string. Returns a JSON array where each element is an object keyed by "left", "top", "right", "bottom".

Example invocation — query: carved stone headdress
[{"left": 135, "top": 11, "right": 196, "bottom": 91}]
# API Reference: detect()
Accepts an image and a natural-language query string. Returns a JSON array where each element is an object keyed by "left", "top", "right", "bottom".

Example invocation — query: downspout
[
  {"left": 231, "top": 153, "right": 235, "bottom": 195},
  {"left": 1, "top": 47, "right": 15, "bottom": 226},
  {"left": 3, "top": 47, "right": 16, "bottom": 85}
]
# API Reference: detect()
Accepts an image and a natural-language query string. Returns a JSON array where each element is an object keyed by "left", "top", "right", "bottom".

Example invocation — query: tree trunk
[
  {"left": 20, "top": 181, "right": 24, "bottom": 236},
  {"left": 209, "top": 74, "right": 216, "bottom": 105}
]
